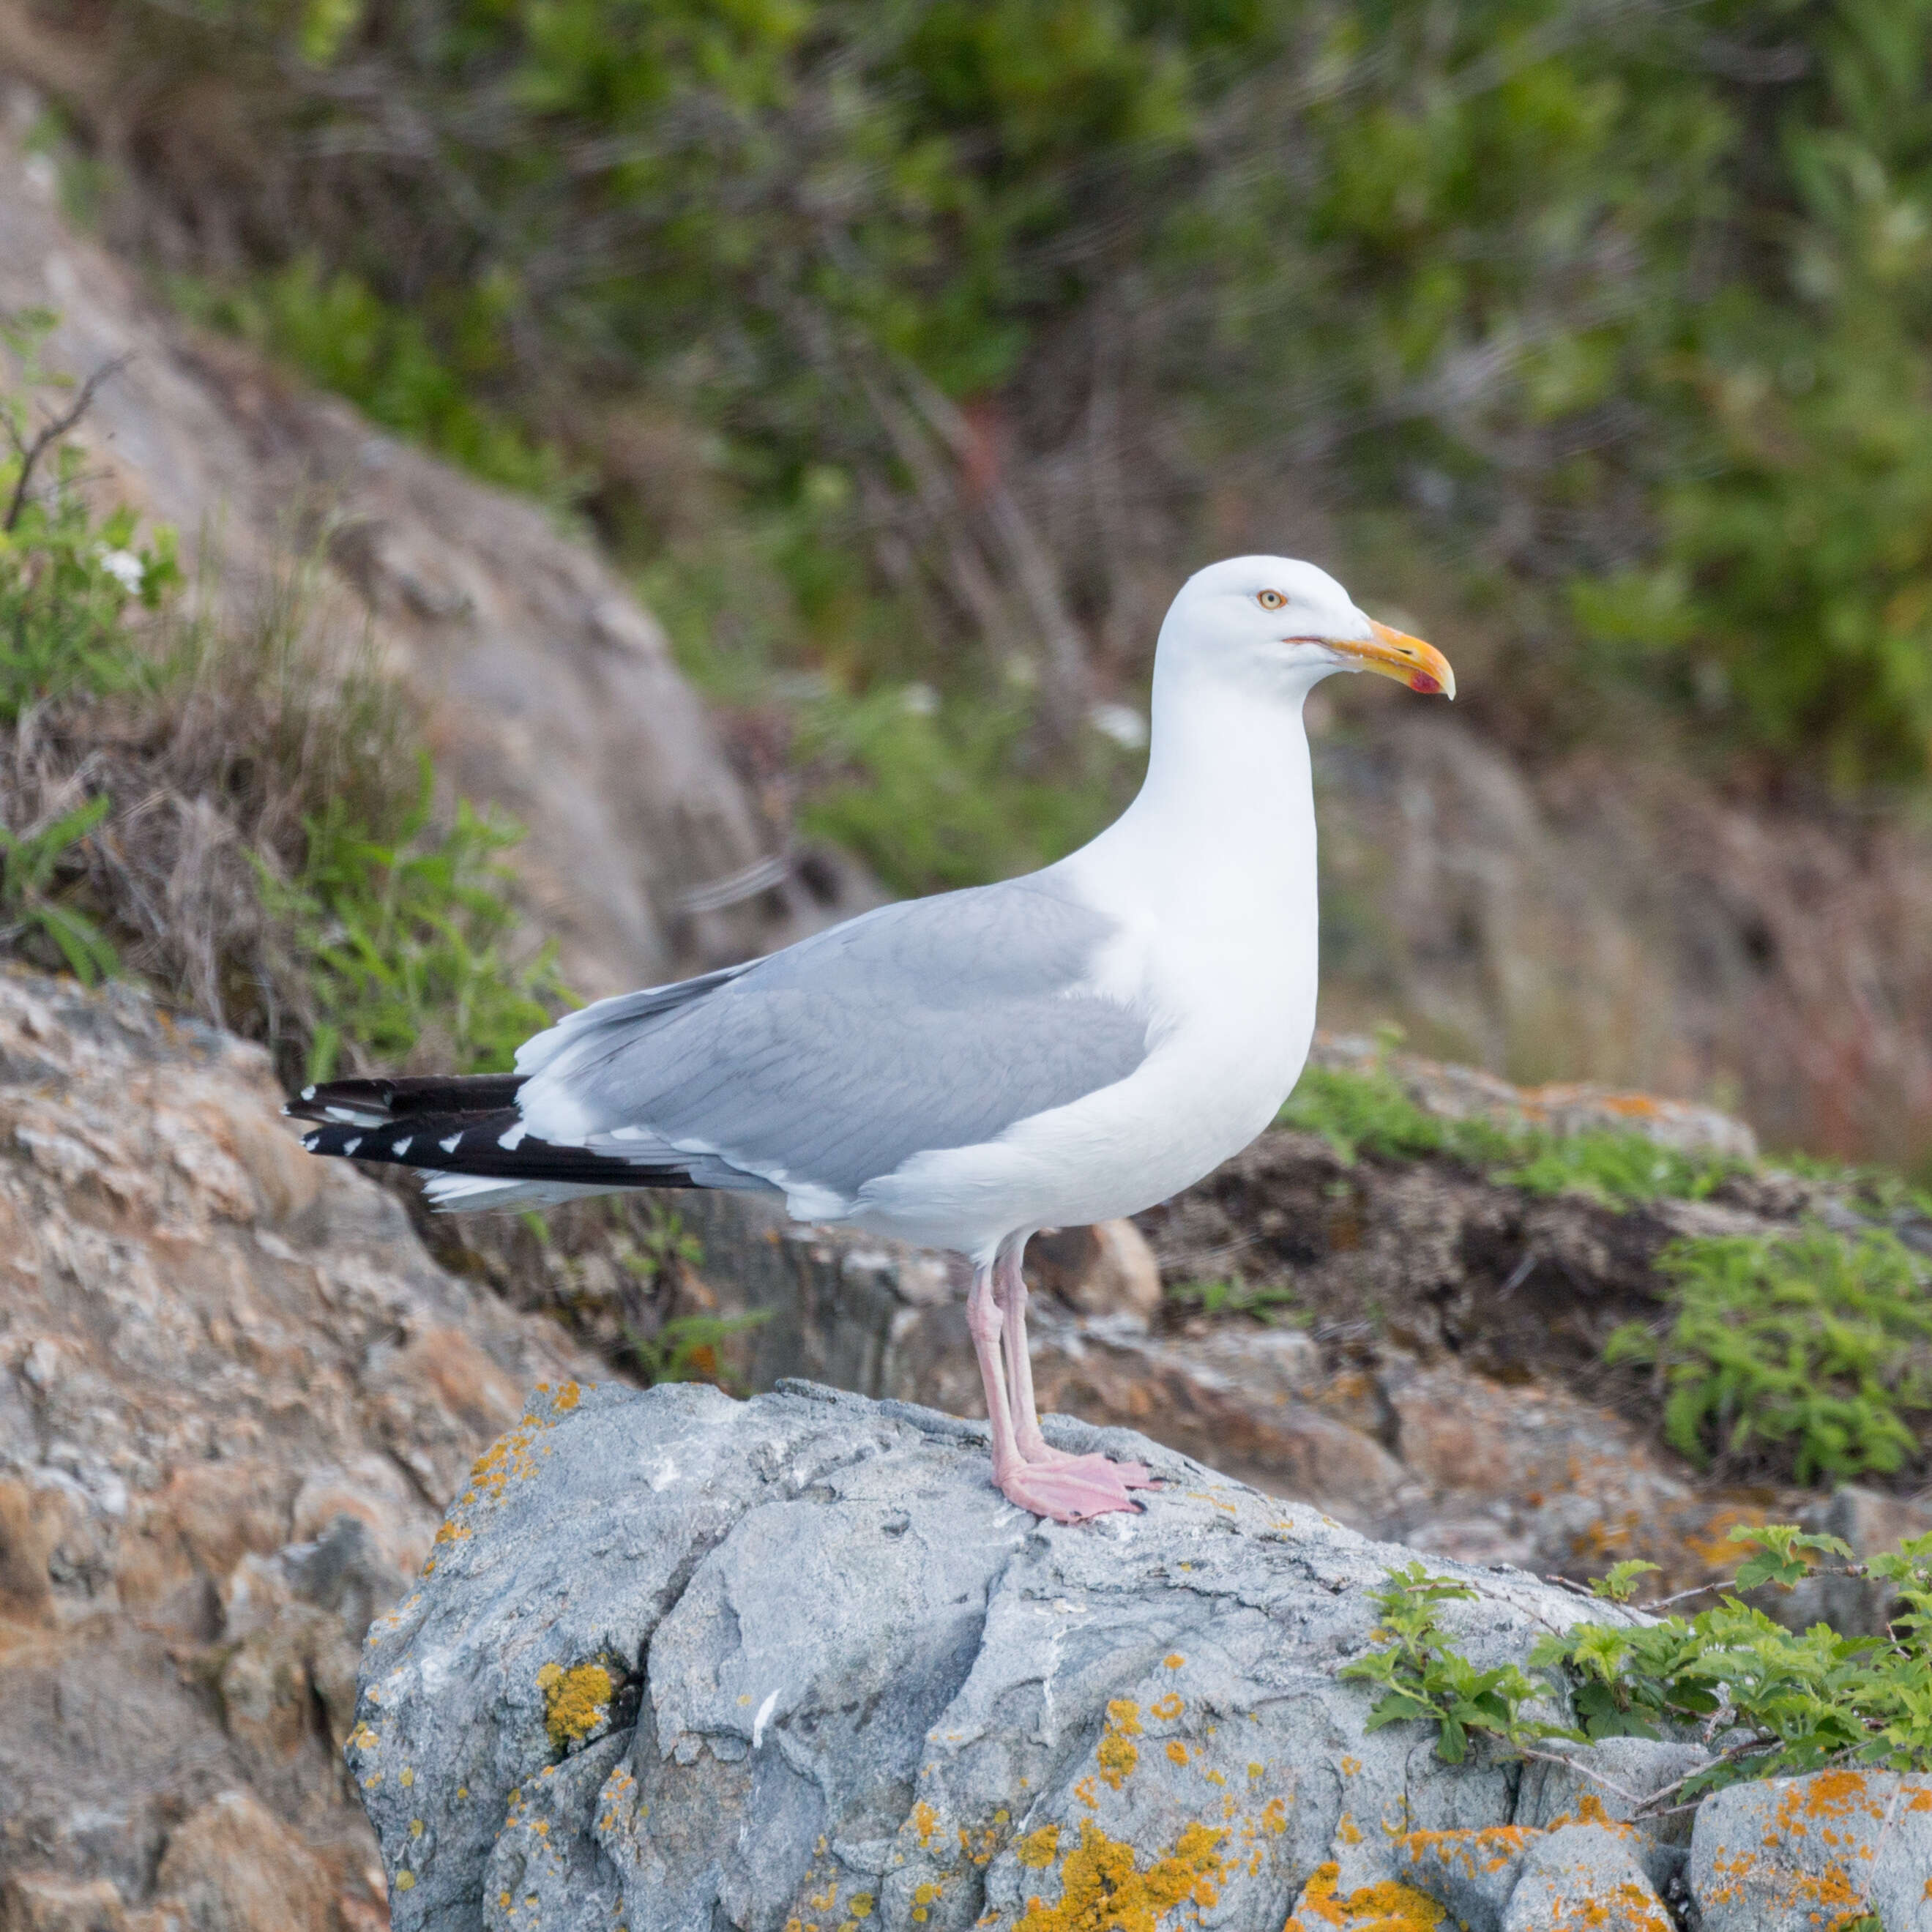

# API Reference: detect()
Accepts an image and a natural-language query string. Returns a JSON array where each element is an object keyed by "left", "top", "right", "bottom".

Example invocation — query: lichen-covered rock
[
  {"left": 1688, "top": 1768, "right": 1932, "bottom": 1931},
  {"left": 0, "top": 966, "right": 599, "bottom": 1924},
  {"left": 352, "top": 1377, "right": 1644, "bottom": 1932},
  {"left": 1499, "top": 1822, "right": 1671, "bottom": 1931}
]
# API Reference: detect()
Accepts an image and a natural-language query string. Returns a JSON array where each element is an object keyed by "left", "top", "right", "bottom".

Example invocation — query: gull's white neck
[{"left": 1070, "top": 661, "right": 1320, "bottom": 930}]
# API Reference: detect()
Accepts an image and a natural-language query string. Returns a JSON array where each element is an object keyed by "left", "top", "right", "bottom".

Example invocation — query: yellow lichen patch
[
  {"left": 536, "top": 1660, "right": 614, "bottom": 1751},
  {"left": 911, "top": 1880, "right": 944, "bottom": 1924},
  {"left": 468, "top": 1406, "right": 564, "bottom": 1504},
  {"left": 1260, "top": 1800, "right": 1287, "bottom": 1837},
  {"left": 395, "top": 1873, "right": 417, "bottom": 1893},
  {"left": 913, "top": 1802, "right": 940, "bottom": 1848},
  {"left": 1163, "top": 1655, "right": 1185, "bottom": 1671},
  {"left": 1399, "top": 1825, "right": 1534, "bottom": 1882},
  {"left": 1097, "top": 1701, "right": 1143, "bottom": 1791},
  {"left": 1018, "top": 1827, "right": 1062, "bottom": 1871},
  {"left": 1150, "top": 1694, "right": 1185, "bottom": 1724},
  {"left": 1016, "top": 1819, "right": 1228, "bottom": 1932},
  {"left": 433, "top": 1521, "right": 472, "bottom": 1545},
  {"left": 1285, "top": 1863, "right": 1444, "bottom": 1930},
  {"left": 553, "top": 1380, "right": 583, "bottom": 1411},
  {"left": 1166, "top": 1742, "right": 1190, "bottom": 1768},
  {"left": 1334, "top": 1815, "right": 1362, "bottom": 1847},
  {"left": 850, "top": 1895, "right": 874, "bottom": 1917}
]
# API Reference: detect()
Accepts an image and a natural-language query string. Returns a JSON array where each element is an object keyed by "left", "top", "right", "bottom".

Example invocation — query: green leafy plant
[
  {"left": 1338, "top": 1563, "right": 1562, "bottom": 1764},
  {"left": 259, "top": 761, "right": 570, "bottom": 1081},
  {"left": 1346, "top": 1529, "right": 1932, "bottom": 1806},
  {"left": 0, "top": 793, "right": 118, "bottom": 982},
  {"left": 1605, "top": 1226, "right": 1932, "bottom": 1482},
  {"left": 1532, "top": 1526, "right": 1932, "bottom": 1797}
]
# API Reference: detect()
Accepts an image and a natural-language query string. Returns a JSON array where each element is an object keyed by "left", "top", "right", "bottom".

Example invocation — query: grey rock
[
  {"left": 352, "top": 1379, "right": 1641, "bottom": 1932},
  {"left": 1502, "top": 1821, "right": 1671, "bottom": 1931},
  {"left": 1688, "top": 1770, "right": 1931, "bottom": 1931}
]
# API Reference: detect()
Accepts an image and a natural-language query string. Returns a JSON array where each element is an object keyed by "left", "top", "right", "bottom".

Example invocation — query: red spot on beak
[{"left": 1409, "top": 672, "right": 1442, "bottom": 695}]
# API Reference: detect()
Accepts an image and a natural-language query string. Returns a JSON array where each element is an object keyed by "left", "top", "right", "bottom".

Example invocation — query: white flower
[
  {"left": 96, "top": 548, "right": 145, "bottom": 595},
  {"left": 1087, "top": 701, "right": 1149, "bottom": 750},
  {"left": 900, "top": 682, "right": 940, "bottom": 717}
]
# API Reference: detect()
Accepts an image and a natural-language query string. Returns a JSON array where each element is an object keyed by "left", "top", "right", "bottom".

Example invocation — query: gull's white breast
[{"left": 846, "top": 835, "right": 1319, "bottom": 1261}]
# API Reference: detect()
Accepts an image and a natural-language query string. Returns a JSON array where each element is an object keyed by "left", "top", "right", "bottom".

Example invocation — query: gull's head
[{"left": 1158, "top": 555, "right": 1455, "bottom": 701}]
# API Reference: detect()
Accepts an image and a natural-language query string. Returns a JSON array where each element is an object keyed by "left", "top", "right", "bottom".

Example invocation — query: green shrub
[
  {"left": 77, "top": 0, "right": 1932, "bottom": 797},
  {"left": 1605, "top": 1227, "right": 1932, "bottom": 1483},
  {"left": 260, "top": 762, "right": 570, "bottom": 1081},
  {"left": 1346, "top": 1526, "right": 1932, "bottom": 1798},
  {"left": 169, "top": 262, "right": 578, "bottom": 509},
  {"left": 1534, "top": 1526, "right": 1932, "bottom": 1794},
  {"left": 0, "top": 311, "right": 178, "bottom": 721}
]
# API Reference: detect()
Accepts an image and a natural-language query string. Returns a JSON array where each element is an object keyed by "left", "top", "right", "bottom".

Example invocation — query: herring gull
[{"left": 289, "top": 556, "right": 1455, "bottom": 1521}]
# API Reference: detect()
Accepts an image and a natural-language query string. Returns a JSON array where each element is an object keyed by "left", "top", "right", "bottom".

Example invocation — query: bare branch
[{"left": 3, "top": 354, "right": 135, "bottom": 536}]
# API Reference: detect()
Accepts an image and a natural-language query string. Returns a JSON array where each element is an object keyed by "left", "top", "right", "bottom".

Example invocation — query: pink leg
[
  {"left": 995, "top": 1245, "right": 1155, "bottom": 1495},
  {"left": 968, "top": 1260, "right": 1144, "bottom": 1523}
]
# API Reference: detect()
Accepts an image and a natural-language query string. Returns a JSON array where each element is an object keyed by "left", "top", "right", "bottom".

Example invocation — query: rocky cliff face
[
  {"left": 0, "top": 965, "right": 601, "bottom": 1929},
  {"left": 0, "top": 88, "right": 873, "bottom": 1000}
]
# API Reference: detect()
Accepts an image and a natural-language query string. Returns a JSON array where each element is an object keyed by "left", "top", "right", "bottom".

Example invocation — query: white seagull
[{"left": 289, "top": 556, "right": 1454, "bottom": 1522}]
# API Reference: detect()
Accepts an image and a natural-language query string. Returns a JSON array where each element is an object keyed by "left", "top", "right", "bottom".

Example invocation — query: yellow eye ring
[{"left": 1257, "top": 589, "right": 1286, "bottom": 611}]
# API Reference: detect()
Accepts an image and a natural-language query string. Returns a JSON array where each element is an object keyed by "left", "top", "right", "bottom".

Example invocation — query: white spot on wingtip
[
  {"left": 499, "top": 1120, "right": 529, "bottom": 1150},
  {"left": 343, "top": 1136, "right": 362, "bottom": 1155},
  {"left": 752, "top": 1690, "right": 778, "bottom": 1749},
  {"left": 301, "top": 1085, "right": 316, "bottom": 1100},
  {"left": 393, "top": 1138, "right": 413, "bottom": 1158},
  {"left": 440, "top": 1133, "right": 463, "bottom": 1153}
]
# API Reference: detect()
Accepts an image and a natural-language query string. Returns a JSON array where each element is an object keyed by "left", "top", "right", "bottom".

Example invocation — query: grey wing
[{"left": 513, "top": 877, "right": 1151, "bottom": 1200}]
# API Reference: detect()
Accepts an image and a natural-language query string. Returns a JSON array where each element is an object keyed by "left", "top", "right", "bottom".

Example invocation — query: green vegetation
[
  {"left": 1606, "top": 1226, "right": 1932, "bottom": 1483},
  {"left": 0, "top": 793, "right": 118, "bottom": 983},
  {"left": 1278, "top": 1059, "right": 1739, "bottom": 1204},
  {"left": 1338, "top": 1562, "right": 1558, "bottom": 1765},
  {"left": 261, "top": 770, "right": 569, "bottom": 1082},
  {"left": 37, "top": 0, "right": 1932, "bottom": 900},
  {"left": 1, "top": 312, "right": 176, "bottom": 721},
  {"left": 1164, "top": 1276, "right": 1308, "bottom": 1326},
  {"left": 1347, "top": 1525, "right": 1932, "bottom": 1800},
  {"left": 0, "top": 316, "right": 566, "bottom": 1078},
  {"left": 168, "top": 261, "right": 578, "bottom": 510}
]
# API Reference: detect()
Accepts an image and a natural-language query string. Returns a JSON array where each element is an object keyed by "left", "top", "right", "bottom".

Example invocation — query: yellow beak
[{"left": 1332, "top": 621, "right": 1456, "bottom": 698}]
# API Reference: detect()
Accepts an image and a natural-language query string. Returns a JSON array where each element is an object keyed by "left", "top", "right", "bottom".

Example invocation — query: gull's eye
[{"left": 1257, "top": 589, "right": 1286, "bottom": 611}]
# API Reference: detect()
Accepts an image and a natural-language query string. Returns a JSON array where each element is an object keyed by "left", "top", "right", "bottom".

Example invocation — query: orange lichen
[
  {"left": 911, "top": 1880, "right": 944, "bottom": 1924},
  {"left": 912, "top": 1802, "right": 940, "bottom": 1848},
  {"left": 1164, "top": 1655, "right": 1185, "bottom": 1671},
  {"left": 1284, "top": 1863, "right": 1444, "bottom": 1930},
  {"left": 1097, "top": 1702, "right": 1143, "bottom": 1790},
  {"left": 1015, "top": 1819, "right": 1227, "bottom": 1932},
  {"left": 1399, "top": 1824, "right": 1534, "bottom": 1882},
  {"left": 1018, "top": 1827, "right": 1063, "bottom": 1870},
  {"left": 536, "top": 1660, "right": 613, "bottom": 1750},
  {"left": 1151, "top": 1694, "right": 1185, "bottom": 1723},
  {"left": 1334, "top": 1815, "right": 1362, "bottom": 1847},
  {"left": 1166, "top": 1742, "right": 1190, "bottom": 1767}
]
